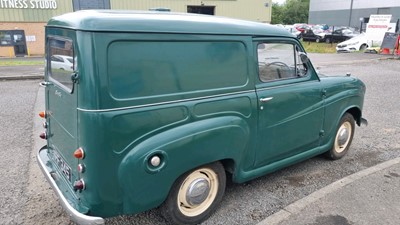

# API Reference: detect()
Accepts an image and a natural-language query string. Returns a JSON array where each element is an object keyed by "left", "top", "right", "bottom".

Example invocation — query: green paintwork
[{"left": 38, "top": 10, "right": 366, "bottom": 220}]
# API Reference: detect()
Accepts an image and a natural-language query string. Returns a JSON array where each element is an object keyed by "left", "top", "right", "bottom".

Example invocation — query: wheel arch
[
  {"left": 345, "top": 106, "right": 362, "bottom": 126},
  {"left": 117, "top": 116, "right": 250, "bottom": 215}
]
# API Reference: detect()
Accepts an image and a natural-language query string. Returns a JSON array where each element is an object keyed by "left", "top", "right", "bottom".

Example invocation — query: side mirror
[{"left": 299, "top": 52, "right": 309, "bottom": 64}]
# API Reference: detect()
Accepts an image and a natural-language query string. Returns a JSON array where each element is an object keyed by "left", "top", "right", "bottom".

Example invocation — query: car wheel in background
[
  {"left": 359, "top": 44, "right": 367, "bottom": 51},
  {"left": 325, "top": 38, "right": 331, "bottom": 44}
]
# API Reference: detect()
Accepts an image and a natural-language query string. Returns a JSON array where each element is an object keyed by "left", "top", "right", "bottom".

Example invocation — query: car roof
[{"left": 47, "top": 10, "right": 291, "bottom": 37}]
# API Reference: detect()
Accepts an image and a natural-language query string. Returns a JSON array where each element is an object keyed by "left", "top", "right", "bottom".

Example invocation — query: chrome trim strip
[
  {"left": 78, "top": 90, "right": 254, "bottom": 112},
  {"left": 256, "top": 80, "right": 320, "bottom": 92},
  {"left": 37, "top": 147, "right": 105, "bottom": 225}
]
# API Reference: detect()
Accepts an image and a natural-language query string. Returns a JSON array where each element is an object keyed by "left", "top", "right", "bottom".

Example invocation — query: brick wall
[{"left": 0, "top": 22, "right": 46, "bottom": 57}]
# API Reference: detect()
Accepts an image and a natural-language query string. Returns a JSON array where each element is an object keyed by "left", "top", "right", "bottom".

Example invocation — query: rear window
[
  {"left": 108, "top": 41, "right": 248, "bottom": 99},
  {"left": 48, "top": 37, "right": 75, "bottom": 92}
]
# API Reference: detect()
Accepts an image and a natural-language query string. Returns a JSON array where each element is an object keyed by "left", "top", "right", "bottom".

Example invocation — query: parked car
[
  {"left": 50, "top": 54, "right": 73, "bottom": 71},
  {"left": 293, "top": 23, "right": 309, "bottom": 33},
  {"left": 38, "top": 10, "right": 367, "bottom": 225},
  {"left": 325, "top": 28, "right": 360, "bottom": 44},
  {"left": 336, "top": 33, "right": 368, "bottom": 53},
  {"left": 284, "top": 25, "right": 302, "bottom": 39},
  {"left": 302, "top": 28, "right": 327, "bottom": 42}
]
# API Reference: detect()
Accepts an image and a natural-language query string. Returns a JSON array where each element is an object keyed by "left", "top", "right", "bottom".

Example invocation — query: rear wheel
[
  {"left": 161, "top": 162, "right": 226, "bottom": 225},
  {"left": 325, "top": 38, "right": 331, "bottom": 44},
  {"left": 326, "top": 113, "right": 355, "bottom": 160}
]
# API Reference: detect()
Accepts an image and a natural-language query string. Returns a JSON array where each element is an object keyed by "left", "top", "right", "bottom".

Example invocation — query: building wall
[
  {"left": 309, "top": 0, "right": 400, "bottom": 28},
  {"left": 309, "top": 0, "right": 400, "bottom": 12},
  {"left": 111, "top": 0, "right": 272, "bottom": 23},
  {"left": 0, "top": 22, "right": 45, "bottom": 57},
  {"left": 0, "top": 0, "right": 72, "bottom": 22},
  {"left": 0, "top": 0, "right": 272, "bottom": 57}
]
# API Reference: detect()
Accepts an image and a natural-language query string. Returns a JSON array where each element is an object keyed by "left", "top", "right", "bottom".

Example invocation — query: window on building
[
  {"left": 187, "top": 6, "right": 215, "bottom": 15},
  {"left": 73, "top": 0, "right": 110, "bottom": 11},
  {"left": 377, "top": 8, "right": 390, "bottom": 14},
  {"left": 0, "top": 31, "right": 13, "bottom": 46}
]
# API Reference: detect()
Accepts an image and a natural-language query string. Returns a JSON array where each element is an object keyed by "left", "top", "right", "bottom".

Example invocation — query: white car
[
  {"left": 336, "top": 33, "right": 368, "bottom": 53},
  {"left": 50, "top": 55, "right": 74, "bottom": 71}
]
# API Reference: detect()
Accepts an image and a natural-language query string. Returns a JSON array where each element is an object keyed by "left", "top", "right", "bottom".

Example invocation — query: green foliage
[{"left": 272, "top": 0, "right": 310, "bottom": 25}]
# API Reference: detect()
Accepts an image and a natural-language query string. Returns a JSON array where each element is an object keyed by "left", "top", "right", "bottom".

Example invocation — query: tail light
[
  {"left": 74, "top": 147, "right": 85, "bottom": 159},
  {"left": 39, "top": 132, "right": 47, "bottom": 139},
  {"left": 39, "top": 111, "right": 47, "bottom": 118}
]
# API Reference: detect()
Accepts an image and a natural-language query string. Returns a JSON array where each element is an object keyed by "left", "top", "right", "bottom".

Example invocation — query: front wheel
[
  {"left": 359, "top": 44, "right": 368, "bottom": 51},
  {"left": 160, "top": 162, "right": 226, "bottom": 225},
  {"left": 326, "top": 113, "right": 355, "bottom": 160}
]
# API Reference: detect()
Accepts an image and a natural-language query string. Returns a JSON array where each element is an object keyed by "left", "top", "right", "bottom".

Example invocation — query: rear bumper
[{"left": 37, "top": 146, "right": 105, "bottom": 225}]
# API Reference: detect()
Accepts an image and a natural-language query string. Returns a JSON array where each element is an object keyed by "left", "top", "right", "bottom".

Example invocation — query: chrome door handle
[
  {"left": 39, "top": 81, "right": 52, "bottom": 87},
  {"left": 260, "top": 97, "right": 273, "bottom": 102}
]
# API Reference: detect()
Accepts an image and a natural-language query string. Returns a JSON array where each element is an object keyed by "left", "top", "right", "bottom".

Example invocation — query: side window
[
  {"left": 48, "top": 37, "right": 75, "bottom": 92},
  {"left": 257, "top": 42, "right": 298, "bottom": 82}
]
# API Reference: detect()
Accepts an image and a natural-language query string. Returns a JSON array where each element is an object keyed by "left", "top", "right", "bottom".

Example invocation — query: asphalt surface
[
  {"left": 0, "top": 80, "right": 42, "bottom": 224},
  {"left": 0, "top": 53, "right": 399, "bottom": 225},
  {"left": 260, "top": 158, "right": 400, "bottom": 225}
]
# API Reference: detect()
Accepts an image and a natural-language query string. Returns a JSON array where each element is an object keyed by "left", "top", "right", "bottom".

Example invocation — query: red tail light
[
  {"left": 39, "top": 111, "right": 47, "bottom": 118},
  {"left": 74, "top": 148, "right": 85, "bottom": 159},
  {"left": 39, "top": 132, "right": 47, "bottom": 139}
]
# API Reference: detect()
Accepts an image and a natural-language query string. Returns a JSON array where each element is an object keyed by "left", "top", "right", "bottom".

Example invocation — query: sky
[{"left": 272, "top": 0, "right": 286, "bottom": 5}]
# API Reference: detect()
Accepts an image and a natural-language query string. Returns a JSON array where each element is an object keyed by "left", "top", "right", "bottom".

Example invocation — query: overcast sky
[{"left": 272, "top": 0, "right": 286, "bottom": 5}]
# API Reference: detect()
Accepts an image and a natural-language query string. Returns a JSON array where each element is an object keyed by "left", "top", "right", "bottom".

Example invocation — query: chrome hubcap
[
  {"left": 177, "top": 168, "right": 219, "bottom": 217},
  {"left": 337, "top": 127, "right": 349, "bottom": 147},
  {"left": 335, "top": 121, "right": 352, "bottom": 153},
  {"left": 186, "top": 178, "right": 210, "bottom": 206}
]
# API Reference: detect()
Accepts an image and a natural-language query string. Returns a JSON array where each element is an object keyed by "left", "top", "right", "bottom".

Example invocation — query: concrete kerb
[
  {"left": 257, "top": 157, "right": 400, "bottom": 225},
  {"left": 1, "top": 75, "right": 43, "bottom": 80}
]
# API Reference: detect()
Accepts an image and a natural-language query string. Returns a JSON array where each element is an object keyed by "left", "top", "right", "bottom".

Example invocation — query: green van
[{"left": 37, "top": 10, "right": 367, "bottom": 225}]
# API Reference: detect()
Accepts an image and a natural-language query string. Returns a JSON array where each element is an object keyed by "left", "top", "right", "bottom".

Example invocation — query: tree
[
  {"left": 271, "top": 0, "right": 309, "bottom": 24},
  {"left": 271, "top": 3, "right": 284, "bottom": 24}
]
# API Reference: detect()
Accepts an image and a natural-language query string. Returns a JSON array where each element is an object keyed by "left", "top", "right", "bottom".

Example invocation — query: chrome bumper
[{"left": 37, "top": 146, "right": 104, "bottom": 225}]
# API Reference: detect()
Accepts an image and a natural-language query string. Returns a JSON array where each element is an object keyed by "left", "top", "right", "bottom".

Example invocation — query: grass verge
[
  {"left": 0, "top": 60, "right": 44, "bottom": 66},
  {"left": 301, "top": 41, "right": 337, "bottom": 53}
]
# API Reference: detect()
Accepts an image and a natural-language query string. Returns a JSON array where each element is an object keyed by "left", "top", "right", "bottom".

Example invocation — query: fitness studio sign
[{"left": 0, "top": 0, "right": 58, "bottom": 9}]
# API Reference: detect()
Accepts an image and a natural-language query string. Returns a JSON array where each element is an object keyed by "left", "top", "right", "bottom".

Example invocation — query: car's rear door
[{"left": 45, "top": 31, "right": 79, "bottom": 188}]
